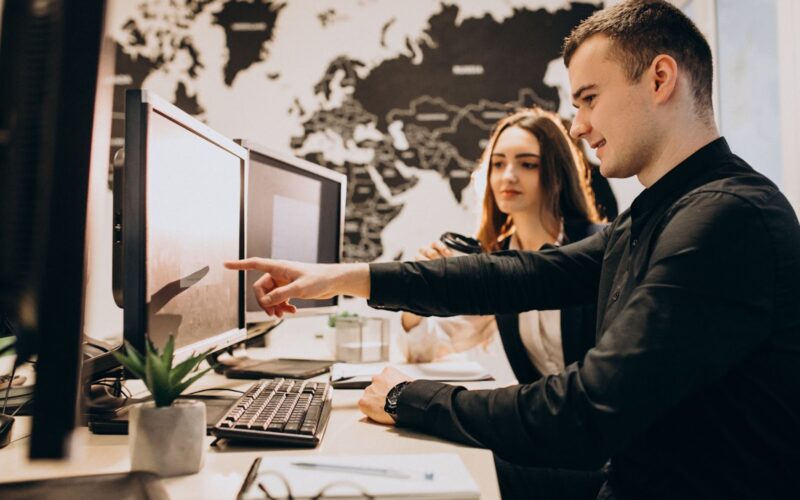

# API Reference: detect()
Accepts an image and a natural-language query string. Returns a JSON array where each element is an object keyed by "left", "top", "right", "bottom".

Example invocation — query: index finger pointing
[{"left": 224, "top": 258, "right": 271, "bottom": 271}]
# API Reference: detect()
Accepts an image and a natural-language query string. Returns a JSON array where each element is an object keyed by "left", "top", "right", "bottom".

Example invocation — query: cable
[
  {"left": 91, "top": 373, "right": 133, "bottom": 398},
  {"left": 82, "top": 340, "right": 110, "bottom": 353},
  {"left": 93, "top": 382, "right": 132, "bottom": 399},
  {"left": 11, "top": 395, "right": 34, "bottom": 416},
  {"left": 184, "top": 387, "right": 244, "bottom": 396}
]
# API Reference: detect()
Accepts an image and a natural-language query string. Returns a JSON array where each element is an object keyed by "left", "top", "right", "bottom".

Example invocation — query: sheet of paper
[
  {"left": 330, "top": 361, "right": 493, "bottom": 388},
  {"left": 242, "top": 453, "right": 480, "bottom": 499}
]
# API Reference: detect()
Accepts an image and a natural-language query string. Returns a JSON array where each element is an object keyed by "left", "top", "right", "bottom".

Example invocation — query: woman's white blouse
[{"left": 402, "top": 234, "right": 565, "bottom": 375}]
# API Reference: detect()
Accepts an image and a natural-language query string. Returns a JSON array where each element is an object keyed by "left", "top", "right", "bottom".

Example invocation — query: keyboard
[{"left": 211, "top": 377, "right": 332, "bottom": 447}]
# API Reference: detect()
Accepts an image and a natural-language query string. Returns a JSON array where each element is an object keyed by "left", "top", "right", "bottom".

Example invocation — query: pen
[
  {"left": 291, "top": 461, "right": 434, "bottom": 480},
  {"left": 237, "top": 456, "right": 262, "bottom": 500}
]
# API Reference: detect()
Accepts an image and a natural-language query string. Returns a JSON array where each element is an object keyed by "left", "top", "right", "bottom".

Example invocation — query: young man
[{"left": 226, "top": 1, "right": 800, "bottom": 497}]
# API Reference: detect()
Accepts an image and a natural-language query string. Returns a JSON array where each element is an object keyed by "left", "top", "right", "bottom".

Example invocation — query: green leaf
[
  {"left": 117, "top": 337, "right": 213, "bottom": 407},
  {"left": 146, "top": 348, "right": 172, "bottom": 406},
  {"left": 143, "top": 355, "right": 157, "bottom": 404},
  {"left": 112, "top": 341, "right": 146, "bottom": 379},
  {"left": 170, "top": 366, "right": 214, "bottom": 402},
  {"left": 169, "top": 355, "right": 202, "bottom": 386},
  {"left": 145, "top": 337, "right": 158, "bottom": 358},
  {"left": 168, "top": 348, "right": 213, "bottom": 386},
  {"left": 162, "top": 335, "right": 175, "bottom": 371}
]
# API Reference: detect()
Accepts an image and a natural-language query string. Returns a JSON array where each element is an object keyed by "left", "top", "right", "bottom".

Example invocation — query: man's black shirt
[{"left": 369, "top": 138, "right": 800, "bottom": 499}]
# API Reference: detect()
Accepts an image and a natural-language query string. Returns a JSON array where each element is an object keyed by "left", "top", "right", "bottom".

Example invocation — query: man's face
[{"left": 568, "top": 35, "right": 656, "bottom": 179}]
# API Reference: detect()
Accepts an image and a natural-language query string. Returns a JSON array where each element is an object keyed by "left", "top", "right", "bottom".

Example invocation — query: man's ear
[{"left": 649, "top": 54, "right": 679, "bottom": 104}]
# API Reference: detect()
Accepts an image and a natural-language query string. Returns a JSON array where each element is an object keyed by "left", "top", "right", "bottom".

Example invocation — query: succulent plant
[
  {"left": 327, "top": 311, "right": 358, "bottom": 328},
  {"left": 113, "top": 336, "right": 213, "bottom": 407}
]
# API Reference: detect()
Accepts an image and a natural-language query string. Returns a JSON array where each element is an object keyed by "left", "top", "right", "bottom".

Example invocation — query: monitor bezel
[
  {"left": 124, "top": 89, "right": 248, "bottom": 361},
  {"left": 236, "top": 139, "right": 346, "bottom": 324}
]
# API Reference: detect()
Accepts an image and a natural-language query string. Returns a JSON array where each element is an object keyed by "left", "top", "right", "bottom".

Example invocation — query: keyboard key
[
  {"left": 283, "top": 421, "right": 301, "bottom": 433},
  {"left": 303, "top": 405, "right": 322, "bottom": 427}
]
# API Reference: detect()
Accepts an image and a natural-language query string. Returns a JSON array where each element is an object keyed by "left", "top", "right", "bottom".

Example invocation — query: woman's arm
[{"left": 402, "top": 314, "right": 497, "bottom": 363}]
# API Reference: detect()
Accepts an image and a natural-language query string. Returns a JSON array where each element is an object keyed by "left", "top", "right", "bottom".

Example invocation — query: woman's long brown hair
[{"left": 476, "top": 108, "right": 600, "bottom": 252}]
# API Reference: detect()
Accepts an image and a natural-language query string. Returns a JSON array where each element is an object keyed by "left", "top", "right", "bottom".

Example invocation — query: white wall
[
  {"left": 777, "top": 0, "right": 800, "bottom": 213},
  {"left": 714, "top": 0, "right": 799, "bottom": 213},
  {"left": 717, "top": 0, "right": 782, "bottom": 185},
  {"left": 83, "top": 30, "right": 122, "bottom": 343},
  {"left": 610, "top": 0, "right": 795, "bottom": 212}
]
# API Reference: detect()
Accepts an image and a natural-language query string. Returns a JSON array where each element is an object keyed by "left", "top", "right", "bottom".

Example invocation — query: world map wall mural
[{"left": 108, "top": 0, "right": 601, "bottom": 262}]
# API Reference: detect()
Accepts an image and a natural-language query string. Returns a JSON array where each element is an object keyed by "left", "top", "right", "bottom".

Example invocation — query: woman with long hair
[{"left": 401, "top": 107, "right": 604, "bottom": 386}]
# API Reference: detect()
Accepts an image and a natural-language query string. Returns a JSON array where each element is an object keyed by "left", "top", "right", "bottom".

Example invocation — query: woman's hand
[{"left": 415, "top": 240, "right": 453, "bottom": 261}]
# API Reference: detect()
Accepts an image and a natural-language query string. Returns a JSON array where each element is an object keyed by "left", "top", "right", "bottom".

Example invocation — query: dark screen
[{"left": 246, "top": 151, "right": 341, "bottom": 313}]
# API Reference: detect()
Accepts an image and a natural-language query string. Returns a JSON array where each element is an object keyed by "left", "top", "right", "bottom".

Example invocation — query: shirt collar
[
  {"left": 508, "top": 221, "right": 564, "bottom": 251},
  {"left": 630, "top": 137, "right": 731, "bottom": 226}
]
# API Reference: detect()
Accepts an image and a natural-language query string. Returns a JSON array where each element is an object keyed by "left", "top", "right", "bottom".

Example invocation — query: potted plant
[{"left": 113, "top": 336, "right": 213, "bottom": 477}]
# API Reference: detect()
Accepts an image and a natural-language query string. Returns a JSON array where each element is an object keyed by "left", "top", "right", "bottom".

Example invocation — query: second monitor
[{"left": 238, "top": 140, "right": 346, "bottom": 325}]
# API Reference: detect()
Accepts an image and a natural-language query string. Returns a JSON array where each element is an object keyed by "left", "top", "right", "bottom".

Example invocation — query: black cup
[{"left": 439, "top": 232, "right": 483, "bottom": 255}]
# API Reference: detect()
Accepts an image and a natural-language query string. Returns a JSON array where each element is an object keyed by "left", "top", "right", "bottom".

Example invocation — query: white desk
[{"left": 0, "top": 317, "right": 501, "bottom": 499}]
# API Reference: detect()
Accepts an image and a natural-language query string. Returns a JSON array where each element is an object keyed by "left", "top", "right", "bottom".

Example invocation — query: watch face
[{"left": 384, "top": 381, "right": 408, "bottom": 417}]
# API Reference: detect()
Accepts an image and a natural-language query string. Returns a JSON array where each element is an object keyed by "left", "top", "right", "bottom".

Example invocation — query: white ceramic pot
[{"left": 129, "top": 400, "right": 206, "bottom": 477}]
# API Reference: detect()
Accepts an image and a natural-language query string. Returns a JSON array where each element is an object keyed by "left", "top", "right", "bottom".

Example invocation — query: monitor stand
[{"left": 211, "top": 321, "right": 334, "bottom": 381}]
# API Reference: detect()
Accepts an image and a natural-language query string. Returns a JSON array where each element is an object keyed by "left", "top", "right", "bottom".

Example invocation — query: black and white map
[{"left": 108, "top": 0, "right": 600, "bottom": 262}]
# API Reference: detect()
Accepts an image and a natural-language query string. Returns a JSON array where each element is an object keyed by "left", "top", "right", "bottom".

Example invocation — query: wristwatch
[{"left": 384, "top": 381, "right": 411, "bottom": 422}]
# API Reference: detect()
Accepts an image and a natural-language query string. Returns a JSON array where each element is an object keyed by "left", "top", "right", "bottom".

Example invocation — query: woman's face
[{"left": 489, "top": 126, "right": 543, "bottom": 216}]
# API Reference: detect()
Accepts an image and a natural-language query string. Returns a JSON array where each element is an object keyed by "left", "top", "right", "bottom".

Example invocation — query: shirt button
[{"left": 632, "top": 239, "right": 638, "bottom": 248}]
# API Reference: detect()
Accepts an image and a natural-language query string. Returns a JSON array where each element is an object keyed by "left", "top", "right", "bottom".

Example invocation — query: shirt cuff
[
  {"left": 395, "top": 379, "right": 458, "bottom": 428},
  {"left": 367, "top": 261, "right": 406, "bottom": 310}
]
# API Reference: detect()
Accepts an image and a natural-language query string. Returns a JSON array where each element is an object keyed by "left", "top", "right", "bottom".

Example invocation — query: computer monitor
[
  {"left": 237, "top": 140, "right": 346, "bottom": 325},
  {"left": 121, "top": 89, "right": 247, "bottom": 360},
  {"left": 0, "top": 0, "right": 106, "bottom": 458}
]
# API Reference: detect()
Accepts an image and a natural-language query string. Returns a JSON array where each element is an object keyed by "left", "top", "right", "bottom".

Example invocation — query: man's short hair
[{"left": 563, "top": 0, "right": 713, "bottom": 115}]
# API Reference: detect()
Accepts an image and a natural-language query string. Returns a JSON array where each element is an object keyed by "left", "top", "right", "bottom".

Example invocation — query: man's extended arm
[
  {"left": 377, "top": 193, "right": 775, "bottom": 470},
  {"left": 369, "top": 227, "right": 610, "bottom": 317},
  {"left": 223, "top": 259, "right": 370, "bottom": 317},
  {"left": 225, "top": 224, "right": 609, "bottom": 317}
]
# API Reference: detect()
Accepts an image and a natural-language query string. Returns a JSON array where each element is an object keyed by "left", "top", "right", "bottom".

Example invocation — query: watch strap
[{"left": 384, "top": 381, "right": 411, "bottom": 421}]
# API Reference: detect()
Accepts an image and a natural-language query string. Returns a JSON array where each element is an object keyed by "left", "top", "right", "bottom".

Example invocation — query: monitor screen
[
  {"left": 124, "top": 90, "right": 246, "bottom": 359},
  {"left": 239, "top": 141, "right": 346, "bottom": 324}
]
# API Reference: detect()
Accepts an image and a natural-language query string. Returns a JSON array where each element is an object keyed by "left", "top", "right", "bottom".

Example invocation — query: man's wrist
[
  {"left": 338, "top": 263, "right": 371, "bottom": 298},
  {"left": 384, "top": 381, "right": 411, "bottom": 422}
]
